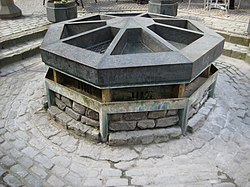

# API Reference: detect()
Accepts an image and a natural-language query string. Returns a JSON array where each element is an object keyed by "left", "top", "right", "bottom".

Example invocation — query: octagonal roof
[{"left": 41, "top": 12, "right": 224, "bottom": 88}]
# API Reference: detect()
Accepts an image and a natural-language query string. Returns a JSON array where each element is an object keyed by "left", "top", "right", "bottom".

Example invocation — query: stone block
[
  {"left": 61, "top": 96, "right": 72, "bottom": 107},
  {"left": 79, "top": 124, "right": 91, "bottom": 134},
  {"left": 148, "top": 111, "right": 166, "bottom": 119},
  {"left": 198, "top": 107, "right": 211, "bottom": 117},
  {"left": 67, "top": 120, "right": 80, "bottom": 131},
  {"left": 55, "top": 112, "right": 72, "bottom": 127},
  {"left": 86, "top": 129, "right": 100, "bottom": 141},
  {"left": 55, "top": 97, "right": 66, "bottom": 111},
  {"left": 140, "top": 131, "right": 154, "bottom": 144},
  {"left": 3, "top": 174, "right": 22, "bottom": 187},
  {"left": 154, "top": 127, "right": 181, "bottom": 143},
  {"left": 109, "top": 127, "right": 181, "bottom": 145},
  {"left": 156, "top": 116, "right": 179, "bottom": 128},
  {"left": 47, "top": 175, "right": 64, "bottom": 187},
  {"left": 153, "top": 130, "right": 170, "bottom": 143},
  {"left": 86, "top": 109, "right": 99, "bottom": 121},
  {"left": 123, "top": 112, "right": 147, "bottom": 121},
  {"left": 167, "top": 109, "right": 178, "bottom": 116},
  {"left": 205, "top": 98, "right": 217, "bottom": 109},
  {"left": 81, "top": 115, "right": 99, "bottom": 127},
  {"left": 72, "top": 102, "right": 86, "bottom": 115},
  {"left": 109, "top": 132, "right": 128, "bottom": 146},
  {"left": 187, "top": 113, "right": 206, "bottom": 133},
  {"left": 0, "top": 166, "right": 7, "bottom": 176},
  {"left": 55, "top": 93, "right": 61, "bottom": 99},
  {"left": 137, "top": 120, "right": 155, "bottom": 129},
  {"left": 67, "top": 120, "right": 84, "bottom": 136},
  {"left": 166, "top": 126, "right": 182, "bottom": 139},
  {"left": 106, "top": 178, "right": 128, "bottom": 186},
  {"left": 109, "top": 121, "right": 137, "bottom": 131},
  {"left": 47, "top": 106, "right": 62, "bottom": 118},
  {"left": 65, "top": 107, "right": 81, "bottom": 121},
  {"left": 109, "top": 113, "right": 123, "bottom": 121}
]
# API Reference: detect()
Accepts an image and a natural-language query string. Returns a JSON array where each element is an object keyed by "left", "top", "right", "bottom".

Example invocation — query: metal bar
[
  {"left": 99, "top": 107, "right": 108, "bottom": 142},
  {"left": 103, "top": 98, "right": 187, "bottom": 114},
  {"left": 45, "top": 81, "right": 55, "bottom": 107},
  {"left": 45, "top": 78, "right": 102, "bottom": 112},
  {"left": 178, "top": 100, "right": 190, "bottom": 134}
]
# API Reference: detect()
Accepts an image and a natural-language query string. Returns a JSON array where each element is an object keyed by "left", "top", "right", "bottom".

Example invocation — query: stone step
[
  {"left": 0, "top": 38, "right": 43, "bottom": 67},
  {"left": 0, "top": 26, "right": 48, "bottom": 49},
  {"left": 0, "top": 25, "right": 48, "bottom": 67},
  {"left": 223, "top": 42, "right": 250, "bottom": 63},
  {"left": 217, "top": 30, "right": 250, "bottom": 47},
  {"left": 108, "top": 126, "right": 182, "bottom": 146}
]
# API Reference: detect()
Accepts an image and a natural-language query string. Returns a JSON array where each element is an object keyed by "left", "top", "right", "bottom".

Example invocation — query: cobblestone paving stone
[{"left": 0, "top": 53, "right": 250, "bottom": 186}]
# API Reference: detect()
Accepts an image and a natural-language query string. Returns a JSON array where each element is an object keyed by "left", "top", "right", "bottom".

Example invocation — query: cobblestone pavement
[
  {"left": 0, "top": 14, "right": 49, "bottom": 41},
  {"left": 0, "top": 54, "right": 250, "bottom": 186}
]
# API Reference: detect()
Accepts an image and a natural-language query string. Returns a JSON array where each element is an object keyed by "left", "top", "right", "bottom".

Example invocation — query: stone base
[
  {"left": 0, "top": 4, "right": 22, "bottom": 19},
  {"left": 148, "top": 0, "right": 178, "bottom": 16}
]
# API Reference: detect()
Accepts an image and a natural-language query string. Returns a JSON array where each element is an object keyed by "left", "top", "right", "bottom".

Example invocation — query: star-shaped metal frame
[{"left": 41, "top": 12, "right": 224, "bottom": 88}]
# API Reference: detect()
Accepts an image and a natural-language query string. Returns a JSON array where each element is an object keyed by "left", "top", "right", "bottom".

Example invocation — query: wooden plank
[
  {"left": 102, "top": 89, "right": 112, "bottom": 103},
  {"left": 53, "top": 69, "right": 57, "bottom": 82},
  {"left": 45, "top": 78, "right": 102, "bottom": 112},
  {"left": 53, "top": 69, "right": 64, "bottom": 83},
  {"left": 178, "top": 84, "right": 186, "bottom": 98},
  {"left": 201, "top": 65, "right": 211, "bottom": 78}
]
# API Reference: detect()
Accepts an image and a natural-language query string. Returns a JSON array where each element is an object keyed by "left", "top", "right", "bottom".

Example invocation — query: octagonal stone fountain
[{"left": 41, "top": 12, "right": 224, "bottom": 145}]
